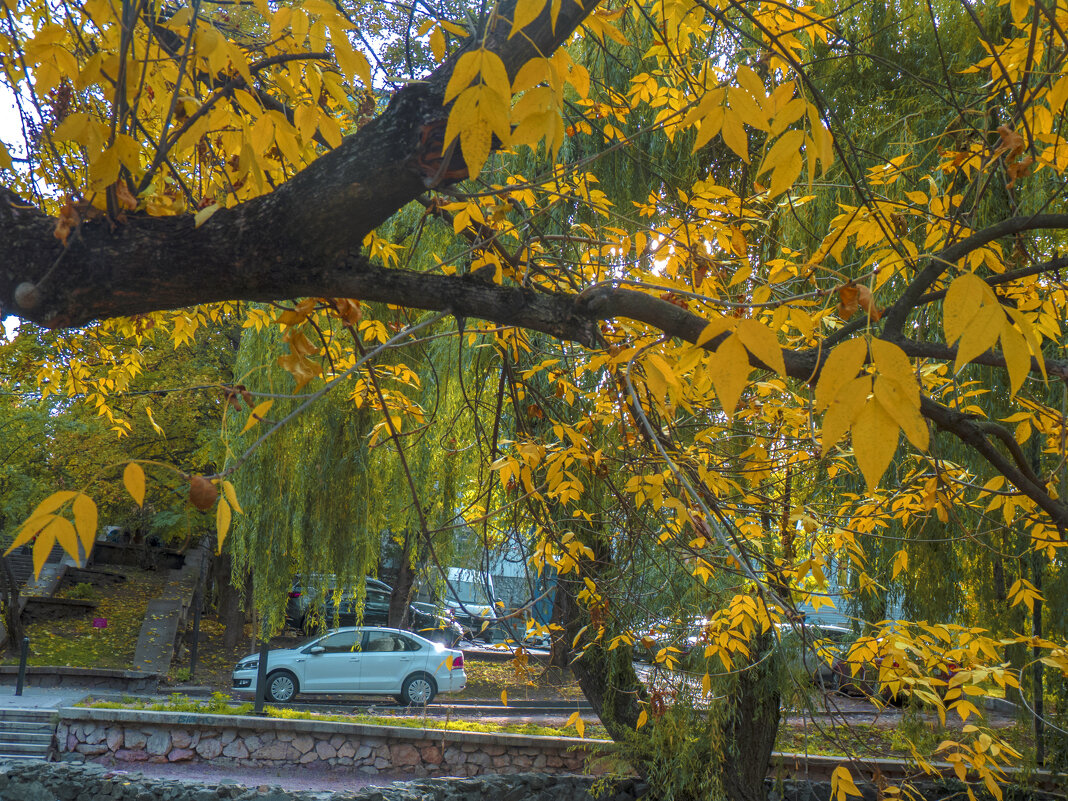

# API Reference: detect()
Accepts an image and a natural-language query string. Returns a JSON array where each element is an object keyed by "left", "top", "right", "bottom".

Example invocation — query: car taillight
[
  {"left": 288, "top": 591, "right": 302, "bottom": 598},
  {"left": 452, "top": 653, "right": 464, "bottom": 669}
]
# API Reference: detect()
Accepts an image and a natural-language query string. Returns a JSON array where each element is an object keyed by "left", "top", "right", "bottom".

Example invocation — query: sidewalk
[{"left": 0, "top": 686, "right": 88, "bottom": 710}]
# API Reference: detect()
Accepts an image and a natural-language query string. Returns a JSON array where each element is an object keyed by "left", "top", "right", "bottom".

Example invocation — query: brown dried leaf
[
  {"left": 189, "top": 475, "right": 219, "bottom": 511},
  {"left": 333, "top": 298, "right": 363, "bottom": 326},
  {"left": 1006, "top": 155, "right": 1033, "bottom": 189},
  {"left": 856, "top": 285, "right": 883, "bottom": 322},
  {"left": 224, "top": 384, "right": 247, "bottom": 410},
  {"left": 996, "top": 125, "right": 1025, "bottom": 159},
  {"left": 115, "top": 182, "right": 138, "bottom": 211},
  {"left": 836, "top": 284, "right": 859, "bottom": 318},
  {"left": 53, "top": 202, "right": 80, "bottom": 246}
]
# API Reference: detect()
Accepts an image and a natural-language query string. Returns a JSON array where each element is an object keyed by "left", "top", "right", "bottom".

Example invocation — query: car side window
[
  {"left": 315, "top": 631, "right": 359, "bottom": 653},
  {"left": 397, "top": 634, "right": 422, "bottom": 652},
  {"left": 364, "top": 631, "right": 398, "bottom": 652}
]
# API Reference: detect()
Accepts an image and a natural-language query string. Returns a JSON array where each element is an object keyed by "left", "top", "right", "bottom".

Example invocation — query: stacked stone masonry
[{"left": 57, "top": 710, "right": 599, "bottom": 778}]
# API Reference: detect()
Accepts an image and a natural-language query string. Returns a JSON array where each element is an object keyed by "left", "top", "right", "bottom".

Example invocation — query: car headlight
[{"left": 235, "top": 659, "right": 258, "bottom": 671}]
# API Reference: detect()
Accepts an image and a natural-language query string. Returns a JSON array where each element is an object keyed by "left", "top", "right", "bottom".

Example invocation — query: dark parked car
[{"left": 286, "top": 577, "right": 464, "bottom": 647}]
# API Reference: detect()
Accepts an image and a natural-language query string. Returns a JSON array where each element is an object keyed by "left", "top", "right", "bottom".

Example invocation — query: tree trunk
[
  {"left": 719, "top": 634, "right": 781, "bottom": 801},
  {"left": 214, "top": 551, "right": 247, "bottom": 650},
  {"left": 547, "top": 578, "right": 570, "bottom": 669},
  {"left": 0, "top": 557, "right": 24, "bottom": 655},
  {"left": 388, "top": 534, "right": 416, "bottom": 628}
]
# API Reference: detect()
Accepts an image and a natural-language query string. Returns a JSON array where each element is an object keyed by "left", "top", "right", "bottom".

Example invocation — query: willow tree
[{"left": 3, "top": 0, "right": 1068, "bottom": 799}]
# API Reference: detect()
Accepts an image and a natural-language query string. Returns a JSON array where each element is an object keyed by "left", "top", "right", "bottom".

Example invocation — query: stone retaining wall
[
  {"left": 58, "top": 708, "right": 606, "bottom": 778},
  {"left": 0, "top": 762, "right": 644, "bottom": 801}
]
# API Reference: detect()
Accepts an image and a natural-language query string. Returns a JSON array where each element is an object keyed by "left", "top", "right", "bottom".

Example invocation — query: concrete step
[
  {"left": 0, "top": 720, "right": 54, "bottom": 732},
  {"left": 0, "top": 709, "right": 54, "bottom": 722},
  {"left": 0, "top": 753, "right": 50, "bottom": 762},
  {"left": 0, "top": 739, "right": 52, "bottom": 755},
  {"left": 0, "top": 730, "right": 52, "bottom": 743},
  {"left": 0, "top": 709, "right": 56, "bottom": 762}
]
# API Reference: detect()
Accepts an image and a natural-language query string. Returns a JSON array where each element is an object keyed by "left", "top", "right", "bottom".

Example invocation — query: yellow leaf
[
  {"left": 6, "top": 512, "right": 57, "bottom": 554},
  {"left": 72, "top": 493, "right": 98, "bottom": 558},
  {"left": 702, "top": 671, "right": 711, "bottom": 695},
  {"left": 124, "top": 462, "right": 146, "bottom": 507},
  {"left": 695, "top": 316, "right": 733, "bottom": 347},
  {"left": 52, "top": 111, "right": 92, "bottom": 145},
  {"left": 50, "top": 516, "right": 80, "bottom": 562},
  {"left": 769, "top": 150, "right": 802, "bottom": 197},
  {"left": 636, "top": 709, "right": 648, "bottom": 728},
  {"left": 815, "top": 339, "right": 867, "bottom": 411},
  {"left": 720, "top": 107, "right": 748, "bottom": 162},
  {"left": 708, "top": 334, "right": 751, "bottom": 420},
  {"left": 429, "top": 27, "right": 445, "bottom": 60},
  {"left": 727, "top": 85, "right": 767, "bottom": 132},
  {"left": 0, "top": 141, "right": 10, "bottom": 170},
  {"left": 216, "top": 498, "right": 232, "bottom": 544},
  {"left": 222, "top": 480, "right": 244, "bottom": 515},
  {"left": 891, "top": 548, "right": 908, "bottom": 580},
  {"left": 873, "top": 375, "right": 928, "bottom": 450},
  {"left": 1005, "top": 308, "right": 1046, "bottom": 380},
  {"left": 822, "top": 375, "right": 872, "bottom": 455},
  {"left": 510, "top": 0, "right": 548, "bottom": 38},
  {"left": 758, "top": 129, "right": 804, "bottom": 177},
  {"left": 831, "top": 766, "right": 863, "bottom": 801},
  {"left": 501, "top": 689, "right": 509, "bottom": 706},
  {"left": 33, "top": 529, "right": 55, "bottom": 578},
  {"left": 851, "top": 397, "right": 899, "bottom": 490},
  {"left": 736, "top": 319, "right": 786, "bottom": 377},
  {"left": 944, "top": 273, "right": 992, "bottom": 345},
  {"left": 955, "top": 303, "right": 1002, "bottom": 372},
  {"left": 460, "top": 118, "right": 492, "bottom": 179},
  {"left": 331, "top": 28, "right": 371, "bottom": 86},
  {"left": 444, "top": 51, "right": 482, "bottom": 103},
  {"left": 999, "top": 319, "right": 1030, "bottom": 396},
  {"left": 241, "top": 399, "right": 274, "bottom": 434},
  {"left": 194, "top": 203, "right": 221, "bottom": 228},
  {"left": 27, "top": 490, "right": 78, "bottom": 523},
  {"left": 870, "top": 339, "right": 916, "bottom": 395}
]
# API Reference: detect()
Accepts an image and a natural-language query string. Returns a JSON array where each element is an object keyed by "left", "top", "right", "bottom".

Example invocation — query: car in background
[
  {"left": 231, "top": 626, "right": 466, "bottom": 705},
  {"left": 777, "top": 622, "right": 853, "bottom": 688},
  {"left": 632, "top": 616, "right": 711, "bottom": 666},
  {"left": 287, "top": 577, "right": 464, "bottom": 647}
]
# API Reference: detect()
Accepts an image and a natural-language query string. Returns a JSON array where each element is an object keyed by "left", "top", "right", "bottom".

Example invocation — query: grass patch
[
  {"left": 2, "top": 567, "right": 172, "bottom": 670},
  {"left": 775, "top": 714, "right": 1028, "bottom": 760},
  {"left": 457, "top": 659, "right": 585, "bottom": 701},
  {"left": 80, "top": 693, "right": 610, "bottom": 740}
]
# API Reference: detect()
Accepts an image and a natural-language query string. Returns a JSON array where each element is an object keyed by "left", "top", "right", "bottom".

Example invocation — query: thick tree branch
[
  {"left": 0, "top": 0, "right": 600, "bottom": 327},
  {"left": 920, "top": 396, "right": 1068, "bottom": 528},
  {"left": 882, "top": 214, "right": 1068, "bottom": 337}
]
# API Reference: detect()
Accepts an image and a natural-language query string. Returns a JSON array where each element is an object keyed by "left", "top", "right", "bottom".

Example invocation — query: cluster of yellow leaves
[
  {"left": 943, "top": 273, "right": 1044, "bottom": 394},
  {"left": 4, "top": 491, "right": 97, "bottom": 576},
  {"left": 682, "top": 69, "right": 832, "bottom": 195},
  {"left": 443, "top": 47, "right": 589, "bottom": 177},
  {"left": 815, "top": 339, "right": 928, "bottom": 490}
]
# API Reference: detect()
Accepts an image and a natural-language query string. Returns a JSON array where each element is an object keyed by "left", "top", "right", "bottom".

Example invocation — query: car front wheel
[
  {"left": 266, "top": 670, "right": 299, "bottom": 703},
  {"left": 398, "top": 673, "right": 436, "bottom": 706}
]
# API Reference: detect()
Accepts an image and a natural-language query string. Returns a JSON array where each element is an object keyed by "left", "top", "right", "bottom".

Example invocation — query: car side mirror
[{"left": 309, "top": 646, "right": 325, "bottom": 655}]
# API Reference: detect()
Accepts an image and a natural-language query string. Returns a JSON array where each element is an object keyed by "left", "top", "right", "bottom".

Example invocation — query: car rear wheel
[
  {"left": 398, "top": 673, "right": 437, "bottom": 706},
  {"left": 266, "top": 670, "right": 299, "bottom": 703}
]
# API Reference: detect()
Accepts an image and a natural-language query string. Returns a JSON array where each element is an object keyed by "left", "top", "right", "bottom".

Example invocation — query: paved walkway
[{"left": 0, "top": 686, "right": 88, "bottom": 710}]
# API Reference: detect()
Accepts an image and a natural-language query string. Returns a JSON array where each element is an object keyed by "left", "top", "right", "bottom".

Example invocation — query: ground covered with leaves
[{"left": 2, "top": 567, "right": 171, "bottom": 669}]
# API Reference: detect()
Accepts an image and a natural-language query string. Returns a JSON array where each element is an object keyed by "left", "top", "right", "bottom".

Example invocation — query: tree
[{"left": 3, "top": 0, "right": 1068, "bottom": 798}]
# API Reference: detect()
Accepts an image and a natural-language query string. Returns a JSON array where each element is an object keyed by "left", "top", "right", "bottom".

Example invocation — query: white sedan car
[{"left": 231, "top": 627, "right": 466, "bottom": 705}]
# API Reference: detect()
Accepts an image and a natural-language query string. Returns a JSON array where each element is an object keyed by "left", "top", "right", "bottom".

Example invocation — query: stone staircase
[
  {"left": 132, "top": 543, "right": 210, "bottom": 675},
  {"left": 0, "top": 709, "right": 56, "bottom": 761}
]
